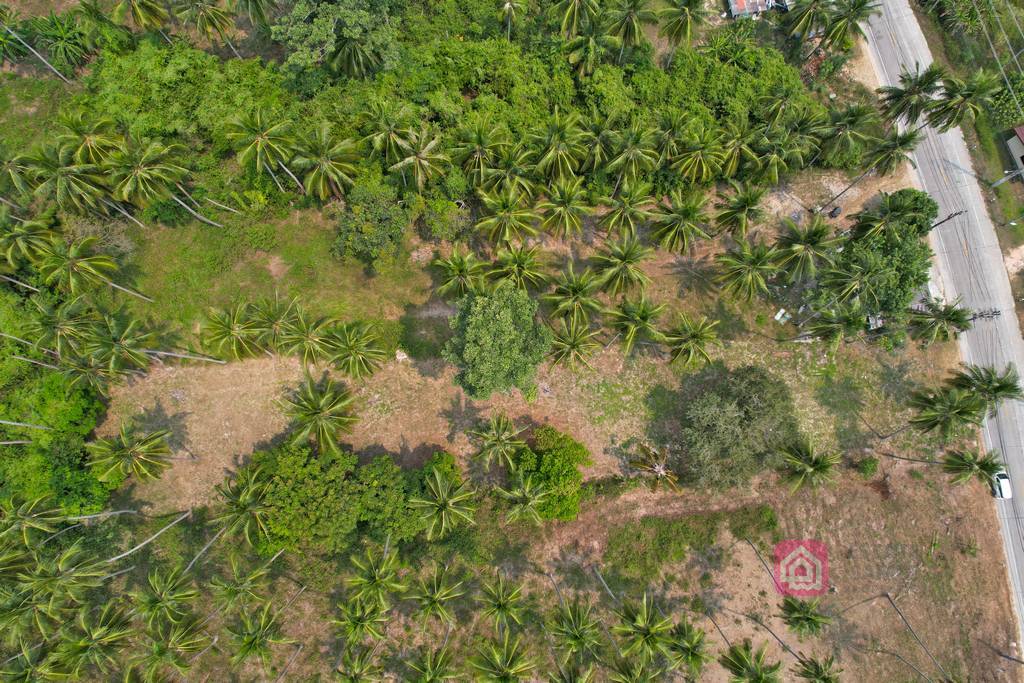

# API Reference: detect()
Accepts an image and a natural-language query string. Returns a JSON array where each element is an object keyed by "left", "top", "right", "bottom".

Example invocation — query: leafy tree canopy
[{"left": 515, "top": 426, "right": 592, "bottom": 521}]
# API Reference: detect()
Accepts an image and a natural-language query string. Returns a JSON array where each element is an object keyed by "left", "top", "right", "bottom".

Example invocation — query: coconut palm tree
[
  {"left": 411, "top": 564, "right": 465, "bottom": 624},
  {"left": 390, "top": 126, "right": 449, "bottom": 191},
  {"left": 553, "top": 0, "right": 599, "bottom": 37},
  {"left": 434, "top": 250, "right": 487, "bottom": 298},
  {"left": 484, "top": 143, "right": 536, "bottom": 197},
  {"left": 496, "top": 473, "right": 549, "bottom": 525},
  {"left": 0, "top": 144, "right": 31, "bottom": 202},
  {"left": 113, "top": 0, "right": 169, "bottom": 31},
  {"left": 877, "top": 63, "right": 945, "bottom": 125},
  {"left": 0, "top": 213, "right": 56, "bottom": 267},
  {"left": 361, "top": 99, "right": 413, "bottom": 166},
  {"left": 74, "top": 0, "right": 134, "bottom": 52},
  {"left": 330, "top": 35, "right": 382, "bottom": 79},
  {"left": 715, "top": 239, "right": 779, "bottom": 301},
  {"left": 593, "top": 236, "right": 652, "bottom": 295},
  {"left": 87, "top": 425, "right": 172, "bottom": 482},
  {"left": 850, "top": 190, "right": 927, "bottom": 238},
  {"left": 333, "top": 595, "right": 389, "bottom": 643},
  {"left": 927, "top": 70, "right": 1000, "bottom": 131},
  {"left": 949, "top": 364, "right": 1024, "bottom": 416},
  {"left": 672, "top": 124, "right": 723, "bottom": 185},
  {"left": 629, "top": 443, "right": 679, "bottom": 491},
  {"left": 909, "top": 296, "right": 971, "bottom": 345},
  {"left": 545, "top": 263, "right": 602, "bottom": 323},
  {"left": 476, "top": 188, "right": 539, "bottom": 244},
  {"left": 470, "top": 413, "right": 526, "bottom": 470},
  {"left": 530, "top": 110, "right": 585, "bottom": 180},
  {"left": 329, "top": 322, "right": 386, "bottom": 379},
  {"left": 348, "top": 544, "right": 405, "bottom": 607},
  {"left": 50, "top": 602, "right": 132, "bottom": 677},
  {"left": 666, "top": 619, "right": 709, "bottom": 679},
  {"left": 249, "top": 294, "right": 298, "bottom": 351},
  {"left": 410, "top": 645, "right": 457, "bottom": 682},
  {"left": 658, "top": 0, "right": 707, "bottom": 49},
  {"left": 613, "top": 594, "right": 673, "bottom": 661},
  {"left": 85, "top": 311, "right": 153, "bottom": 373},
  {"left": 473, "top": 632, "right": 534, "bottom": 680},
  {"left": 292, "top": 124, "right": 359, "bottom": 200},
  {"left": 780, "top": 596, "right": 831, "bottom": 636},
  {"left": 229, "top": 603, "right": 293, "bottom": 669},
  {"left": 282, "top": 374, "right": 357, "bottom": 454},
  {"left": 793, "top": 654, "right": 842, "bottom": 682},
  {"left": 608, "top": 296, "right": 664, "bottom": 355},
  {"left": 491, "top": 244, "right": 546, "bottom": 290},
  {"left": 822, "top": 0, "right": 878, "bottom": 51},
  {"left": 26, "top": 145, "right": 105, "bottom": 215},
  {"left": 539, "top": 176, "right": 590, "bottom": 237},
  {"left": 566, "top": 15, "right": 620, "bottom": 77},
  {"left": 600, "top": 181, "right": 652, "bottom": 238},
  {"left": 226, "top": 109, "right": 294, "bottom": 181},
  {"left": 650, "top": 191, "right": 709, "bottom": 254},
  {"left": 214, "top": 465, "right": 272, "bottom": 546},
  {"left": 176, "top": 0, "right": 234, "bottom": 48},
  {"left": 453, "top": 121, "right": 507, "bottom": 188},
  {"left": 756, "top": 129, "right": 805, "bottom": 185},
  {"left": 909, "top": 386, "right": 986, "bottom": 439},
  {"left": 35, "top": 237, "right": 118, "bottom": 296},
  {"left": 132, "top": 565, "right": 199, "bottom": 628},
  {"left": 608, "top": 122, "right": 659, "bottom": 186},
  {"left": 211, "top": 552, "right": 275, "bottom": 613},
  {"left": 607, "top": 0, "right": 657, "bottom": 60},
  {"left": 785, "top": 0, "right": 830, "bottom": 41},
  {"left": 818, "top": 104, "right": 879, "bottom": 162},
  {"left": 279, "top": 309, "right": 335, "bottom": 365},
  {"left": 943, "top": 448, "right": 1004, "bottom": 487},
  {"left": 552, "top": 599, "right": 602, "bottom": 661},
  {"left": 607, "top": 656, "right": 662, "bottom": 682},
  {"left": 0, "top": 497, "right": 64, "bottom": 547},
  {"left": 230, "top": 0, "right": 276, "bottom": 28},
  {"left": 549, "top": 316, "right": 601, "bottom": 368},
  {"left": 479, "top": 572, "right": 526, "bottom": 633},
  {"left": 0, "top": 6, "right": 27, "bottom": 67},
  {"left": 774, "top": 216, "right": 839, "bottom": 283},
  {"left": 715, "top": 181, "right": 765, "bottom": 238},
  {"left": 335, "top": 645, "right": 382, "bottom": 680},
  {"left": 719, "top": 119, "right": 760, "bottom": 179},
  {"left": 662, "top": 313, "right": 719, "bottom": 366},
  {"left": 203, "top": 304, "right": 261, "bottom": 359},
  {"left": 720, "top": 640, "right": 782, "bottom": 682},
  {"left": 781, "top": 440, "right": 840, "bottom": 492},
  {"left": 133, "top": 617, "right": 208, "bottom": 681},
  {"left": 27, "top": 295, "right": 95, "bottom": 358},
  {"left": 499, "top": 0, "right": 525, "bottom": 40},
  {"left": 56, "top": 111, "right": 122, "bottom": 166},
  {"left": 410, "top": 469, "right": 477, "bottom": 540}
]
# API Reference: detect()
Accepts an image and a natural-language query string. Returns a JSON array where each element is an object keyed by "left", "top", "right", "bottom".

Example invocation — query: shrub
[
  {"left": 857, "top": 456, "right": 879, "bottom": 479},
  {"left": 332, "top": 172, "right": 411, "bottom": 266},
  {"left": 515, "top": 426, "right": 591, "bottom": 521},
  {"left": 675, "top": 364, "right": 801, "bottom": 489},
  {"left": 442, "top": 286, "right": 551, "bottom": 399}
]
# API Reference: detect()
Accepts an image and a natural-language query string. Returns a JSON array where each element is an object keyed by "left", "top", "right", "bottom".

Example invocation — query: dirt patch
[
  {"left": 1005, "top": 243, "right": 1024, "bottom": 275},
  {"left": 265, "top": 253, "right": 290, "bottom": 280}
]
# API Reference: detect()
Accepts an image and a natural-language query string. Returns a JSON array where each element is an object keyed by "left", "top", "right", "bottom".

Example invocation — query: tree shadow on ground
[
  {"left": 441, "top": 393, "right": 483, "bottom": 443},
  {"left": 131, "top": 399, "right": 193, "bottom": 456},
  {"left": 711, "top": 299, "right": 749, "bottom": 340},
  {"left": 876, "top": 358, "right": 920, "bottom": 403},
  {"left": 399, "top": 299, "right": 454, "bottom": 377},
  {"left": 670, "top": 254, "right": 719, "bottom": 299},
  {"left": 353, "top": 438, "right": 448, "bottom": 469},
  {"left": 815, "top": 373, "right": 870, "bottom": 451}
]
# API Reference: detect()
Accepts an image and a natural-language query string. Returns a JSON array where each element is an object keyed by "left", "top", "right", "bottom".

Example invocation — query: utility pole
[{"left": 930, "top": 210, "right": 965, "bottom": 231}]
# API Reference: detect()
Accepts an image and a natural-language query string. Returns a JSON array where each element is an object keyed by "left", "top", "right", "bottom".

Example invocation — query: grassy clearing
[{"left": 0, "top": 73, "right": 69, "bottom": 149}]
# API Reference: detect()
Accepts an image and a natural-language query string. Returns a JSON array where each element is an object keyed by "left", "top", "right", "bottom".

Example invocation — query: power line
[
  {"left": 999, "top": 0, "right": 1024, "bottom": 53},
  {"left": 986, "top": 0, "right": 1024, "bottom": 74}
]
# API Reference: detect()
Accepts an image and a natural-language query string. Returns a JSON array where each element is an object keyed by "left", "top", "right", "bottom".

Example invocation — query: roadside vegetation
[{"left": 0, "top": 0, "right": 1019, "bottom": 679}]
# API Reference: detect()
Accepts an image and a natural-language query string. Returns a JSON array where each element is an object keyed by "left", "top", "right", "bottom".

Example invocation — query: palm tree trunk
[
  {"left": 0, "top": 332, "right": 57, "bottom": 356},
  {"left": 203, "top": 197, "right": 241, "bottom": 215},
  {"left": 103, "top": 278, "right": 155, "bottom": 303},
  {"left": 821, "top": 164, "right": 875, "bottom": 209},
  {"left": 263, "top": 162, "right": 286, "bottom": 193},
  {"left": 104, "top": 510, "right": 190, "bottom": 563},
  {"left": 225, "top": 38, "right": 242, "bottom": 59},
  {"left": 0, "top": 274, "right": 39, "bottom": 292},
  {"left": 277, "top": 161, "right": 305, "bottom": 194},
  {"left": 99, "top": 197, "right": 148, "bottom": 229},
  {"left": 143, "top": 349, "right": 226, "bottom": 364},
  {"left": 273, "top": 645, "right": 304, "bottom": 683},
  {"left": 0, "top": 439, "right": 30, "bottom": 445},
  {"left": 185, "top": 524, "right": 228, "bottom": 573},
  {"left": 157, "top": 28, "right": 173, "bottom": 44},
  {"left": 170, "top": 194, "right": 224, "bottom": 228},
  {"left": 0, "top": 418, "right": 51, "bottom": 430},
  {"left": 2, "top": 26, "right": 71, "bottom": 83},
  {"left": 174, "top": 183, "right": 202, "bottom": 209},
  {"left": 13, "top": 355, "right": 60, "bottom": 370},
  {"left": 66, "top": 509, "right": 138, "bottom": 521}
]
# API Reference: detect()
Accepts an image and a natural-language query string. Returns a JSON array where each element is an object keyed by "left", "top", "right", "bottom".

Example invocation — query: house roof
[
  {"left": 729, "top": 0, "right": 771, "bottom": 16},
  {"left": 1015, "top": 125, "right": 1024, "bottom": 145}
]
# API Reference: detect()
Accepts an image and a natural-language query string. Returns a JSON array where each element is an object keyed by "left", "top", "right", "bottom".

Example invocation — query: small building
[
  {"left": 1007, "top": 126, "right": 1024, "bottom": 175},
  {"left": 728, "top": 0, "right": 786, "bottom": 18}
]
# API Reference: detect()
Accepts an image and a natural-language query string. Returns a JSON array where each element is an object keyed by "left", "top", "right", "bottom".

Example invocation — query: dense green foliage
[
  {"left": 515, "top": 425, "right": 591, "bottom": 520},
  {"left": 332, "top": 172, "right": 412, "bottom": 265},
  {"left": 989, "top": 72, "right": 1024, "bottom": 128},
  {"left": 443, "top": 286, "right": 551, "bottom": 399},
  {"left": 673, "top": 364, "right": 801, "bottom": 489}
]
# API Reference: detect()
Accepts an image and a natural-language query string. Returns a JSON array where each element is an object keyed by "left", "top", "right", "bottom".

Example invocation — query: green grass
[
  {"left": 0, "top": 74, "right": 69, "bottom": 150},
  {"left": 126, "top": 207, "right": 433, "bottom": 337}
]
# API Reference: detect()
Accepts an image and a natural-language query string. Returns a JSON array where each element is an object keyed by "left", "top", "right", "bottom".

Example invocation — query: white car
[{"left": 993, "top": 472, "right": 1013, "bottom": 500}]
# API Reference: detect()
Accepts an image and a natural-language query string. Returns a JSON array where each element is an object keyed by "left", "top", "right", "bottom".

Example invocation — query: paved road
[{"left": 861, "top": 0, "right": 1024, "bottom": 655}]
